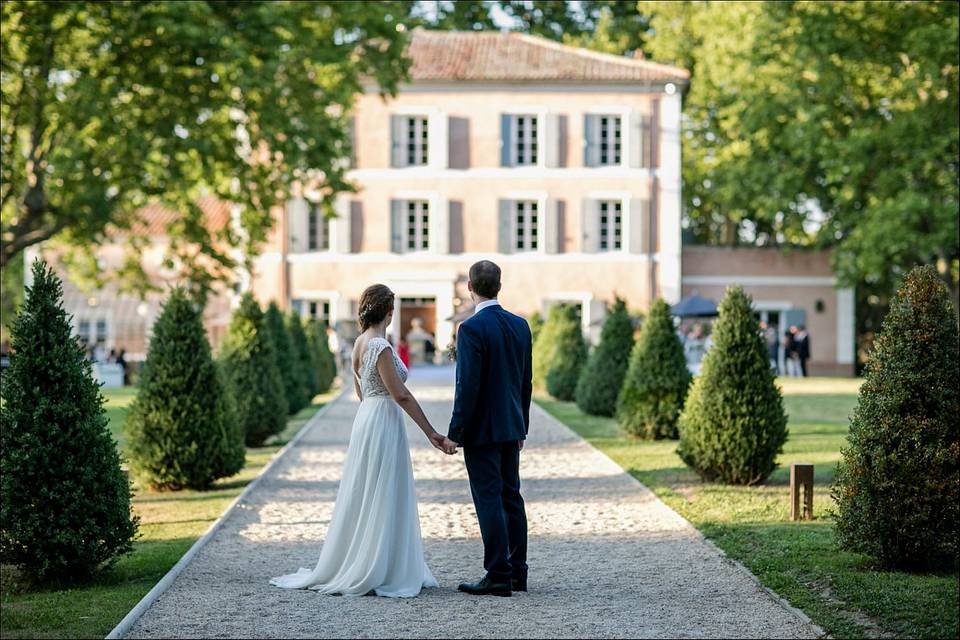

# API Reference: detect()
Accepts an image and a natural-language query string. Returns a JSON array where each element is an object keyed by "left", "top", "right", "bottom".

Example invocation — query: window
[
  {"left": 406, "top": 116, "right": 428, "bottom": 166},
  {"left": 307, "top": 203, "right": 329, "bottom": 251},
  {"left": 293, "top": 299, "right": 331, "bottom": 324},
  {"left": 514, "top": 200, "right": 539, "bottom": 251},
  {"left": 78, "top": 320, "right": 91, "bottom": 345},
  {"left": 77, "top": 317, "right": 108, "bottom": 349},
  {"left": 598, "top": 200, "right": 623, "bottom": 251},
  {"left": 406, "top": 200, "right": 430, "bottom": 251},
  {"left": 391, "top": 115, "right": 428, "bottom": 167},
  {"left": 512, "top": 115, "right": 538, "bottom": 166},
  {"left": 598, "top": 116, "right": 621, "bottom": 166}
]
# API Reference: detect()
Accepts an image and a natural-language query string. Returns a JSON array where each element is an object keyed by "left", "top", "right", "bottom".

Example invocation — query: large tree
[
  {"left": 1, "top": 1, "right": 409, "bottom": 293},
  {"left": 640, "top": 0, "right": 959, "bottom": 351}
]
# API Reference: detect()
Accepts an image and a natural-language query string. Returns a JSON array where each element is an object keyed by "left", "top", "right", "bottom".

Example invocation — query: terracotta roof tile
[
  {"left": 127, "top": 196, "right": 231, "bottom": 237},
  {"left": 407, "top": 29, "right": 689, "bottom": 83}
]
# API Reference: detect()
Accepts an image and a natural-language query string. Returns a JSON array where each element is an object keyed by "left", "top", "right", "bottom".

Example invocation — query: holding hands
[{"left": 428, "top": 431, "right": 458, "bottom": 455}]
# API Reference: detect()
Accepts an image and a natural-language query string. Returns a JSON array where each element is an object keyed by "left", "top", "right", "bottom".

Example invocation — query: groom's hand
[{"left": 441, "top": 437, "right": 459, "bottom": 455}]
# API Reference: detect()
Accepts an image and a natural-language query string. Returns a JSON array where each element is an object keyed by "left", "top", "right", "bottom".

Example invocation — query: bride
[{"left": 270, "top": 284, "right": 456, "bottom": 597}]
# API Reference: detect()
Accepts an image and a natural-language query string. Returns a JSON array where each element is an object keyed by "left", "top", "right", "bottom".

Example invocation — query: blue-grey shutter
[
  {"left": 640, "top": 114, "right": 653, "bottom": 168},
  {"left": 390, "top": 199, "right": 404, "bottom": 253},
  {"left": 583, "top": 114, "right": 598, "bottom": 167},
  {"left": 390, "top": 116, "right": 405, "bottom": 168},
  {"left": 500, "top": 114, "right": 512, "bottom": 167},
  {"left": 497, "top": 199, "right": 513, "bottom": 253}
]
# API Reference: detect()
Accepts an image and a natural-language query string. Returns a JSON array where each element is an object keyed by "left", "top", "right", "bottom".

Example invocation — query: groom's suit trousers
[{"left": 463, "top": 440, "right": 528, "bottom": 581}]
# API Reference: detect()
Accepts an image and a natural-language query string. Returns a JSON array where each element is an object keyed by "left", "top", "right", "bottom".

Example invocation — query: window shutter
[
  {"left": 390, "top": 199, "right": 404, "bottom": 253},
  {"left": 497, "top": 199, "right": 513, "bottom": 253},
  {"left": 580, "top": 199, "right": 599, "bottom": 253},
  {"left": 544, "top": 198, "right": 560, "bottom": 254},
  {"left": 333, "top": 195, "right": 351, "bottom": 253},
  {"left": 500, "top": 114, "right": 513, "bottom": 167},
  {"left": 287, "top": 197, "right": 308, "bottom": 253},
  {"left": 583, "top": 114, "right": 600, "bottom": 167},
  {"left": 628, "top": 197, "right": 647, "bottom": 253},
  {"left": 628, "top": 111, "right": 644, "bottom": 168},
  {"left": 390, "top": 115, "right": 406, "bottom": 168},
  {"left": 641, "top": 113, "right": 654, "bottom": 168},
  {"left": 544, "top": 112, "right": 561, "bottom": 168},
  {"left": 347, "top": 116, "right": 357, "bottom": 169},
  {"left": 428, "top": 111, "right": 448, "bottom": 169},
  {"left": 430, "top": 196, "right": 449, "bottom": 254}
]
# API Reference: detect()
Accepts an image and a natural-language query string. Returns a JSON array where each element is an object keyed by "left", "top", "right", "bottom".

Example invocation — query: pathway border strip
[
  {"left": 105, "top": 387, "right": 348, "bottom": 640},
  {"left": 529, "top": 401, "right": 827, "bottom": 638}
]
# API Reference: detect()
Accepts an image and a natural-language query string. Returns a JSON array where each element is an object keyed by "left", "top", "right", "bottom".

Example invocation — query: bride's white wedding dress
[{"left": 270, "top": 337, "right": 438, "bottom": 597}]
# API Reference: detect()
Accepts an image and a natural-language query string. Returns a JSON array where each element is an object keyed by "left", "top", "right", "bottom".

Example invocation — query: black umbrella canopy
[{"left": 671, "top": 294, "right": 719, "bottom": 318}]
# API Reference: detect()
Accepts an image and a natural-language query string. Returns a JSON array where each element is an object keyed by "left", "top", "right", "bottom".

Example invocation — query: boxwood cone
[
  {"left": 220, "top": 294, "right": 288, "bottom": 446},
  {"left": 576, "top": 298, "right": 634, "bottom": 417},
  {"left": 832, "top": 265, "right": 959, "bottom": 570},
  {"left": 0, "top": 260, "right": 138, "bottom": 582},
  {"left": 616, "top": 299, "right": 690, "bottom": 438},
  {"left": 677, "top": 286, "right": 788, "bottom": 485},
  {"left": 126, "top": 288, "right": 245, "bottom": 490}
]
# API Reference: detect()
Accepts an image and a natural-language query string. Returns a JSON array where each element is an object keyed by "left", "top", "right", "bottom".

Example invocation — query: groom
[{"left": 446, "top": 260, "right": 532, "bottom": 597}]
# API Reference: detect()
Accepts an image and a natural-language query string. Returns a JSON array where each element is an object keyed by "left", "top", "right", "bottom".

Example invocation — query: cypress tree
[
  {"left": 833, "top": 265, "right": 959, "bottom": 570},
  {"left": 287, "top": 311, "right": 319, "bottom": 400},
  {"left": 220, "top": 294, "right": 288, "bottom": 446},
  {"left": 677, "top": 287, "right": 788, "bottom": 485},
  {"left": 616, "top": 299, "right": 690, "bottom": 437},
  {"left": 533, "top": 304, "right": 588, "bottom": 401},
  {"left": 575, "top": 298, "right": 634, "bottom": 417},
  {"left": 0, "top": 260, "right": 138, "bottom": 582},
  {"left": 265, "top": 302, "right": 309, "bottom": 414},
  {"left": 125, "top": 289, "right": 245, "bottom": 490}
]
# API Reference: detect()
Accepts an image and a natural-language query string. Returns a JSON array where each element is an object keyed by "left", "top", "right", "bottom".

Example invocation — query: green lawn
[
  {"left": 0, "top": 386, "right": 339, "bottom": 640},
  {"left": 537, "top": 377, "right": 958, "bottom": 640}
]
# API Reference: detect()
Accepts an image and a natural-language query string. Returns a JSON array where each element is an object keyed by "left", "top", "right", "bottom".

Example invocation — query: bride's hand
[{"left": 428, "top": 431, "right": 457, "bottom": 455}]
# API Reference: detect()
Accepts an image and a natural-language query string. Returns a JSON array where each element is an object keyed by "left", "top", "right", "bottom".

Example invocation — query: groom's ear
[{"left": 467, "top": 280, "right": 473, "bottom": 294}]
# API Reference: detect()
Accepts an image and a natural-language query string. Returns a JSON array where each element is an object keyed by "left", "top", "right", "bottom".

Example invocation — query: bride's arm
[
  {"left": 377, "top": 350, "right": 453, "bottom": 453},
  {"left": 351, "top": 345, "right": 362, "bottom": 400}
]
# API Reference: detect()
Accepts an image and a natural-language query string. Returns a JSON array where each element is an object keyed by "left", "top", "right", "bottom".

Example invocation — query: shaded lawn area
[
  {"left": 0, "top": 386, "right": 339, "bottom": 640},
  {"left": 537, "top": 377, "right": 958, "bottom": 640}
]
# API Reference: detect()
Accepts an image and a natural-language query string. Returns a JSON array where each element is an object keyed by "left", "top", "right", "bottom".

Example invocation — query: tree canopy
[
  {"left": 640, "top": 0, "right": 959, "bottom": 341},
  {"left": 1, "top": 0, "right": 410, "bottom": 296}
]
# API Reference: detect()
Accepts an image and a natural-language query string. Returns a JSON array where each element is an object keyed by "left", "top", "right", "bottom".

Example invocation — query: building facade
[
  {"left": 249, "top": 29, "right": 689, "bottom": 351},
  {"left": 35, "top": 30, "right": 855, "bottom": 376}
]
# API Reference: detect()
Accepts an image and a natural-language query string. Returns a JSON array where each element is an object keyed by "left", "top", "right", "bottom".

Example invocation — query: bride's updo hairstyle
[{"left": 358, "top": 284, "right": 395, "bottom": 331}]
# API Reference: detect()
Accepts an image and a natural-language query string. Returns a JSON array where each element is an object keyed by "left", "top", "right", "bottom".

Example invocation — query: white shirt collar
[{"left": 474, "top": 299, "right": 501, "bottom": 315}]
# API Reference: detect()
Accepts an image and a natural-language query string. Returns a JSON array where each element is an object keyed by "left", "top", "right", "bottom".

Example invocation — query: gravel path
[{"left": 125, "top": 366, "right": 820, "bottom": 639}]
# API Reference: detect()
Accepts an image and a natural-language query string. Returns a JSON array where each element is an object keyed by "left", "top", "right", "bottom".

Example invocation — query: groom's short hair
[{"left": 469, "top": 260, "right": 501, "bottom": 299}]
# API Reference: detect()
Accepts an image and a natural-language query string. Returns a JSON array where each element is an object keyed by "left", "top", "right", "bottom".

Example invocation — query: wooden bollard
[{"left": 790, "top": 463, "right": 814, "bottom": 521}]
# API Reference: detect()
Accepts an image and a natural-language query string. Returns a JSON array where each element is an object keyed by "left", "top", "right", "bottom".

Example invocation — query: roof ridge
[{"left": 512, "top": 32, "right": 690, "bottom": 79}]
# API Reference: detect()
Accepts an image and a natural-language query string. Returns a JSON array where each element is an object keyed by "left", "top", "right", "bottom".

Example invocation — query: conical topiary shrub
[
  {"left": 220, "top": 294, "right": 288, "bottom": 446},
  {"left": 265, "top": 302, "right": 309, "bottom": 414},
  {"left": 307, "top": 320, "right": 337, "bottom": 393},
  {"left": 833, "top": 265, "right": 959, "bottom": 571},
  {"left": 0, "top": 260, "right": 138, "bottom": 582},
  {"left": 533, "top": 304, "right": 587, "bottom": 401},
  {"left": 528, "top": 311, "right": 544, "bottom": 345},
  {"left": 677, "top": 287, "right": 788, "bottom": 485},
  {"left": 287, "top": 311, "right": 318, "bottom": 400},
  {"left": 575, "top": 298, "right": 634, "bottom": 417},
  {"left": 616, "top": 299, "right": 690, "bottom": 438},
  {"left": 126, "top": 289, "right": 245, "bottom": 490}
]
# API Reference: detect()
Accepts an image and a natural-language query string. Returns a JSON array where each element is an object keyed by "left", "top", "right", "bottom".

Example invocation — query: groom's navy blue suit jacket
[{"left": 448, "top": 303, "right": 533, "bottom": 447}]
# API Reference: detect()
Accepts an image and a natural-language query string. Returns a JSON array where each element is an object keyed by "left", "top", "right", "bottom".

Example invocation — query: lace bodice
[{"left": 355, "top": 337, "right": 407, "bottom": 399}]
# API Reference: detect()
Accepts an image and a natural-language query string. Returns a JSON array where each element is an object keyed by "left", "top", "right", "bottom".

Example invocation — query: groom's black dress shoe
[
  {"left": 511, "top": 576, "right": 527, "bottom": 592},
  {"left": 458, "top": 575, "right": 512, "bottom": 597}
]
